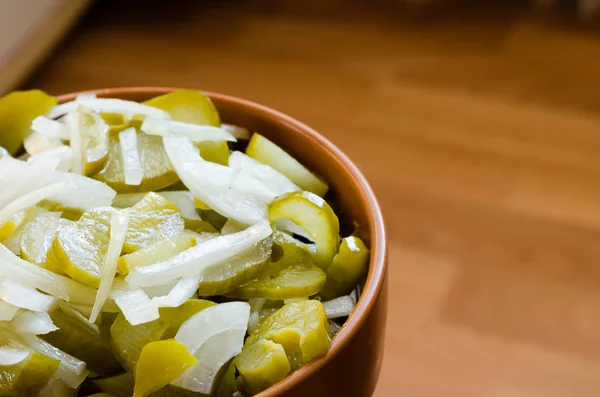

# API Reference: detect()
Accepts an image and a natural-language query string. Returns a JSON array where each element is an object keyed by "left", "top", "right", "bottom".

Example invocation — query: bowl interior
[{"left": 57, "top": 87, "right": 386, "bottom": 395}]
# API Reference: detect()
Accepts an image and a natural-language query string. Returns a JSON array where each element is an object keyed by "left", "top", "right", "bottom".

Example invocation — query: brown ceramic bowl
[{"left": 58, "top": 87, "right": 388, "bottom": 397}]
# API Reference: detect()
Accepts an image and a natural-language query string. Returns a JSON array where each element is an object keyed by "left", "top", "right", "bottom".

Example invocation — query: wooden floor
[{"left": 24, "top": 2, "right": 600, "bottom": 396}]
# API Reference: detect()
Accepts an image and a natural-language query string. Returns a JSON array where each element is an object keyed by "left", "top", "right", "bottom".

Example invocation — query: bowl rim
[{"left": 57, "top": 86, "right": 387, "bottom": 396}]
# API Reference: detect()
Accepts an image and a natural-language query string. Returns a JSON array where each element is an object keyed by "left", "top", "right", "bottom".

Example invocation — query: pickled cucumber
[
  {"left": 236, "top": 339, "right": 291, "bottom": 395},
  {"left": 142, "top": 90, "right": 220, "bottom": 127},
  {"left": 41, "top": 305, "right": 122, "bottom": 376},
  {"left": 94, "top": 133, "right": 179, "bottom": 193},
  {"left": 117, "top": 233, "right": 196, "bottom": 276},
  {"left": 133, "top": 339, "right": 197, "bottom": 397},
  {"left": 0, "top": 90, "right": 56, "bottom": 154},
  {"left": 246, "top": 133, "right": 328, "bottom": 197},
  {"left": 321, "top": 236, "right": 369, "bottom": 301},
  {"left": 20, "top": 216, "right": 70, "bottom": 274},
  {"left": 246, "top": 300, "right": 330, "bottom": 370},
  {"left": 268, "top": 191, "right": 339, "bottom": 270},
  {"left": 53, "top": 207, "right": 115, "bottom": 287},
  {"left": 0, "top": 351, "right": 60, "bottom": 397},
  {"left": 94, "top": 372, "right": 134, "bottom": 397},
  {"left": 197, "top": 140, "right": 230, "bottom": 165},
  {"left": 124, "top": 193, "right": 185, "bottom": 253}
]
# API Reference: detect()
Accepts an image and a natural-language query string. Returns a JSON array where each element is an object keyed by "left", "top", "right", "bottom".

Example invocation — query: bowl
[{"left": 57, "top": 87, "right": 388, "bottom": 397}]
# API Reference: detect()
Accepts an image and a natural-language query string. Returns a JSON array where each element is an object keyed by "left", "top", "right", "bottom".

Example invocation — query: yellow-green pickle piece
[
  {"left": 20, "top": 216, "right": 70, "bottom": 274},
  {"left": 0, "top": 90, "right": 56, "bottom": 154},
  {"left": 229, "top": 261, "right": 326, "bottom": 300},
  {"left": 267, "top": 230, "right": 313, "bottom": 277},
  {"left": 53, "top": 207, "right": 115, "bottom": 287},
  {"left": 94, "top": 372, "right": 134, "bottom": 397},
  {"left": 123, "top": 193, "right": 185, "bottom": 253},
  {"left": 268, "top": 191, "right": 339, "bottom": 270},
  {"left": 321, "top": 236, "right": 370, "bottom": 301},
  {"left": 246, "top": 300, "right": 330, "bottom": 371},
  {"left": 0, "top": 351, "right": 60, "bottom": 396},
  {"left": 197, "top": 140, "right": 230, "bottom": 165},
  {"left": 133, "top": 339, "right": 197, "bottom": 397},
  {"left": 94, "top": 132, "right": 179, "bottom": 193},
  {"left": 142, "top": 90, "right": 220, "bottom": 127},
  {"left": 246, "top": 133, "right": 328, "bottom": 197},
  {"left": 110, "top": 299, "right": 214, "bottom": 371},
  {"left": 197, "top": 238, "right": 272, "bottom": 296},
  {"left": 41, "top": 305, "right": 122, "bottom": 376},
  {"left": 0, "top": 208, "right": 35, "bottom": 241},
  {"left": 236, "top": 339, "right": 291, "bottom": 395},
  {"left": 117, "top": 233, "right": 197, "bottom": 276}
]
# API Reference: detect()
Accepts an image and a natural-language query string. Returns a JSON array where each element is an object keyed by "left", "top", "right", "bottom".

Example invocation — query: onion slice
[
  {"left": 0, "top": 181, "right": 68, "bottom": 226},
  {"left": 109, "top": 278, "right": 159, "bottom": 325},
  {"left": 142, "top": 117, "right": 236, "bottom": 142},
  {"left": 47, "top": 172, "right": 116, "bottom": 210},
  {"left": 322, "top": 295, "right": 356, "bottom": 319},
  {"left": 126, "top": 220, "right": 272, "bottom": 287},
  {"left": 163, "top": 136, "right": 267, "bottom": 225},
  {"left": 151, "top": 275, "right": 201, "bottom": 308},
  {"left": 29, "top": 146, "right": 73, "bottom": 172},
  {"left": 31, "top": 116, "right": 70, "bottom": 140},
  {"left": 89, "top": 209, "right": 130, "bottom": 323},
  {"left": 24, "top": 132, "right": 64, "bottom": 155},
  {"left": 173, "top": 302, "right": 250, "bottom": 394},
  {"left": 229, "top": 151, "right": 299, "bottom": 197},
  {"left": 21, "top": 333, "right": 89, "bottom": 388},
  {"left": 10, "top": 310, "right": 58, "bottom": 335},
  {"left": 0, "top": 346, "right": 31, "bottom": 365},
  {"left": 0, "top": 279, "right": 58, "bottom": 312},
  {"left": 0, "top": 300, "right": 19, "bottom": 321},
  {"left": 118, "top": 128, "right": 143, "bottom": 186},
  {"left": 49, "top": 97, "right": 171, "bottom": 120}
]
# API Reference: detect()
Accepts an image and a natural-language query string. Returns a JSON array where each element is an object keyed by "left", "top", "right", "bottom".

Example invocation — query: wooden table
[{"left": 25, "top": 2, "right": 600, "bottom": 396}]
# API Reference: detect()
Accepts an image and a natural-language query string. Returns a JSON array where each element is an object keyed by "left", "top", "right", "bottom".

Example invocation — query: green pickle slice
[
  {"left": 0, "top": 351, "right": 60, "bottom": 397},
  {"left": 228, "top": 261, "right": 326, "bottom": 300},
  {"left": 94, "top": 132, "right": 179, "bottom": 193},
  {"left": 268, "top": 191, "right": 340, "bottom": 270},
  {"left": 267, "top": 230, "right": 313, "bottom": 277},
  {"left": 41, "top": 305, "right": 122, "bottom": 376},
  {"left": 117, "top": 233, "right": 196, "bottom": 276},
  {"left": 133, "top": 339, "right": 197, "bottom": 397},
  {"left": 246, "top": 133, "right": 328, "bottom": 197},
  {"left": 53, "top": 207, "right": 115, "bottom": 287},
  {"left": 124, "top": 192, "right": 185, "bottom": 253},
  {"left": 246, "top": 300, "right": 330, "bottom": 371},
  {"left": 197, "top": 140, "right": 230, "bottom": 165},
  {"left": 142, "top": 90, "right": 220, "bottom": 127},
  {"left": 235, "top": 339, "right": 290, "bottom": 395},
  {"left": 0, "top": 90, "right": 56, "bottom": 154},
  {"left": 20, "top": 216, "right": 70, "bottom": 274},
  {"left": 321, "top": 236, "right": 369, "bottom": 301}
]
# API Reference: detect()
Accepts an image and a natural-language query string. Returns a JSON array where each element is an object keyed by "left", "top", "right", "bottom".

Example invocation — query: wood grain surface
[{"left": 23, "top": 2, "right": 600, "bottom": 396}]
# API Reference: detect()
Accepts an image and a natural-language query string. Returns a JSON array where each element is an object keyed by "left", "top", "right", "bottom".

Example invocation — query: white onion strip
[
  {"left": 0, "top": 301, "right": 19, "bottom": 321},
  {"left": 31, "top": 116, "right": 70, "bottom": 140},
  {"left": 109, "top": 278, "right": 159, "bottom": 325},
  {"left": 151, "top": 275, "right": 201, "bottom": 308},
  {"left": 10, "top": 310, "right": 58, "bottom": 335},
  {"left": 0, "top": 346, "right": 31, "bottom": 365},
  {"left": 118, "top": 128, "right": 143, "bottom": 186},
  {"left": 0, "top": 280, "right": 58, "bottom": 312},
  {"left": 141, "top": 117, "right": 236, "bottom": 142},
  {"left": 49, "top": 98, "right": 171, "bottom": 120},
  {"left": 0, "top": 181, "right": 68, "bottom": 226},
  {"left": 65, "top": 110, "right": 85, "bottom": 174},
  {"left": 89, "top": 209, "right": 130, "bottom": 323}
]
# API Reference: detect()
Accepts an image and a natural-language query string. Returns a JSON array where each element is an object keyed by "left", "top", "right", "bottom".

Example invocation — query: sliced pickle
[
  {"left": 117, "top": 233, "right": 197, "bottom": 276},
  {"left": 236, "top": 339, "right": 291, "bottom": 395},
  {"left": 0, "top": 90, "right": 56, "bottom": 154},
  {"left": 124, "top": 193, "right": 185, "bottom": 253},
  {"left": 246, "top": 300, "right": 330, "bottom": 370},
  {"left": 94, "top": 372, "right": 133, "bottom": 397},
  {"left": 267, "top": 230, "right": 313, "bottom": 277},
  {"left": 110, "top": 299, "right": 214, "bottom": 372},
  {"left": 321, "top": 236, "right": 369, "bottom": 301},
  {"left": 246, "top": 133, "right": 328, "bottom": 197},
  {"left": 94, "top": 133, "right": 179, "bottom": 193},
  {"left": 199, "top": 209, "right": 228, "bottom": 231},
  {"left": 228, "top": 261, "right": 325, "bottom": 300},
  {"left": 216, "top": 362, "right": 242, "bottom": 397},
  {"left": 110, "top": 313, "right": 169, "bottom": 373},
  {"left": 133, "top": 339, "right": 197, "bottom": 397},
  {"left": 268, "top": 191, "right": 339, "bottom": 270},
  {"left": 197, "top": 141, "right": 230, "bottom": 165},
  {"left": 41, "top": 305, "right": 122, "bottom": 376},
  {"left": 53, "top": 207, "right": 115, "bottom": 287},
  {"left": 142, "top": 90, "right": 220, "bottom": 127},
  {"left": 0, "top": 351, "right": 60, "bottom": 397},
  {"left": 20, "top": 216, "right": 70, "bottom": 274},
  {"left": 197, "top": 238, "right": 272, "bottom": 296}
]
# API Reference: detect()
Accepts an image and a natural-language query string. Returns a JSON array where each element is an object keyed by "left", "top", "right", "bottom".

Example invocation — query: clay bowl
[{"left": 57, "top": 87, "right": 388, "bottom": 397}]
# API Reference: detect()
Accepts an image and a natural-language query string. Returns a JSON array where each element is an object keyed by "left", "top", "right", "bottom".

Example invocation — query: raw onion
[
  {"left": 118, "top": 127, "right": 143, "bottom": 186},
  {"left": 109, "top": 278, "right": 159, "bottom": 325},
  {"left": 49, "top": 98, "right": 171, "bottom": 120},
  {"left": 0, "top": 346, "right": 31, "bottom": 365},
  {"left": 142, "top": 117, "right": 236, "bottom": 142},
  {"left": 0, "top": 279, "right": 58, "bottom": 312},
  {"left": 10, "top": 310, "right": 58, "bottom": 335},
  {"left": 31, "top": 116, "right": 70, "bottom": 140}
]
